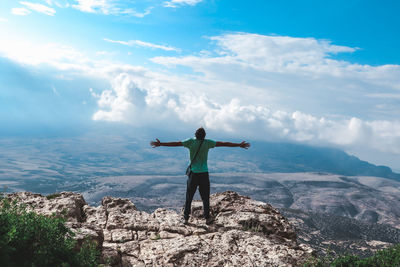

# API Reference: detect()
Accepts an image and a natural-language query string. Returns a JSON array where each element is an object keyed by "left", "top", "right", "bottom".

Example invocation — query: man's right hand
[{"left": 150, "top": 138, "right": 161, "bottom": 148}]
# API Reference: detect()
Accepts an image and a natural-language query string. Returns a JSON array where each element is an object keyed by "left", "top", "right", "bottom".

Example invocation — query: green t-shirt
[{"left": 182, "top": 138, "right": 216, "bottom": 173}]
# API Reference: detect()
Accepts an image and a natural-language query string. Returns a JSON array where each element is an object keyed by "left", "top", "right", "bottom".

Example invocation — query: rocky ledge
[{"left": 6, "top": 191, "right": 312, "bottom": 266}]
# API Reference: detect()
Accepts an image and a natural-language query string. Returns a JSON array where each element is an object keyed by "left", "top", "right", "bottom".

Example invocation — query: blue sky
[{"left": 0, "top": 0, "right": 400, "bottom": 169}]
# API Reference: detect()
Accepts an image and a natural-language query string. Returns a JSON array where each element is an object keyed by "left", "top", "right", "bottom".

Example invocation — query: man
[{"left": 150, "top": 127, "right": 250, "bottom": 225}]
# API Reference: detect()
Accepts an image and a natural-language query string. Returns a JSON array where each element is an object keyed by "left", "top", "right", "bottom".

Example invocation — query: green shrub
[
  {"left": 355, "top": 244, "right": 400, "bottom": 267},
  {"left": 0, "top": 197, "right": 100, "bottom": 267},
  {"left": 304, "top": 244, "right": 400, "bottom": 267},
  {"left": 330, "top": 254, "right": 362, "bottom": 266}
]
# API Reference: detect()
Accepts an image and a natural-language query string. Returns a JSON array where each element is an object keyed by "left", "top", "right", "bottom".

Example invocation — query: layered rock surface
[{"left": 7, "top": 191, "right": 312, "bottom": 266}]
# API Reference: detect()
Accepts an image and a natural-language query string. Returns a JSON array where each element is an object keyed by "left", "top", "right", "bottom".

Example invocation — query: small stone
[{"left": 111, "top": 229, "right": 133, "bottom": 242}]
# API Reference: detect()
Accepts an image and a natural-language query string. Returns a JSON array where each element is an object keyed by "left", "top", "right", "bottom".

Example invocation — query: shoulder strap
[{"left": 189, "top": 140, "right": 204, "bottom": 168}]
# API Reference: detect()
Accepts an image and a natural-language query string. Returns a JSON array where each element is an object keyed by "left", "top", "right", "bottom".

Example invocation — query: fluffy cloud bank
[
  {"left": 91, "top": 70, "right": 400, "bottom": 154},
  {"left": 92, "top": 33, "right": 400, "bottom": 155}
]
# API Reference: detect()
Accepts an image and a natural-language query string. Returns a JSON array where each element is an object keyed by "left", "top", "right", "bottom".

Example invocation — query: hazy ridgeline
[{"left": 1, "top": 134, "right": 399, "bottom": 196}]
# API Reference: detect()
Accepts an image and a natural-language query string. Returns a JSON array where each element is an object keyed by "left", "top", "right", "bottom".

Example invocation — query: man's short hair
[{"left": 195, "top": 127, "right": 206, "bottom": 140}]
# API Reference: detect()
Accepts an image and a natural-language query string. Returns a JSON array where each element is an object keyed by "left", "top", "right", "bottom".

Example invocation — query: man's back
[{"left": 182, "top": 138, "right": 216, "bottom": 173}]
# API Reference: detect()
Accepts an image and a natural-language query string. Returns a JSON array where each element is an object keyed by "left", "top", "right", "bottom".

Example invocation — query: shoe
[
  {"left": 205, "top": 217, "right": 214, "bottom": 225},
  {"left": 180, "top": 217, "right": 189, "bottom": 225}
]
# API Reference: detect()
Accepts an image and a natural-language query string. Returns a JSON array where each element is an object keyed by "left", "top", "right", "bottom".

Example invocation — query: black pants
[{"left": 184, "top": 172, "right": 210, "bottom": 220}]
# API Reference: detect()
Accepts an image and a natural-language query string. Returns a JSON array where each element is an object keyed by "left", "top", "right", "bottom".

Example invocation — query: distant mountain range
[
  {"left": 1, "top": 136, "right": 399, "bottom": 196},
  {"left": 247, "top": 142, "right": 400, "bottom": 180}
]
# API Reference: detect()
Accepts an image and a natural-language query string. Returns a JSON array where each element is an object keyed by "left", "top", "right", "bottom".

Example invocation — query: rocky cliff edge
[{"left": 6, "top": 191, "right": 312, "bottom": 266}]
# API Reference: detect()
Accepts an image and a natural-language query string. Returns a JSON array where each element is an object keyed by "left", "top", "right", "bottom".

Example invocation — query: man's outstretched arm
[
  {"left": 216, "top": 141, "right": 250, "bottom": 149},
  {"left": 150, "top": 138, "right": 183, "bottom": 148}
]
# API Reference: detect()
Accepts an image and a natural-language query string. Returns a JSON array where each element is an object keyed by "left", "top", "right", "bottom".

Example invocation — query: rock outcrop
[{"left": 7, "top": 191, "right": 312, "bottom": 266}]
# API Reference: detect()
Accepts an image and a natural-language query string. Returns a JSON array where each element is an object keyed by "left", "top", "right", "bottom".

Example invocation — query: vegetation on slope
[
  {"left": 305, "top": 243, "right": 400, "bottom": 266},
  {"left": 0, "top": 194, "right": 100, "bottom": 267}
]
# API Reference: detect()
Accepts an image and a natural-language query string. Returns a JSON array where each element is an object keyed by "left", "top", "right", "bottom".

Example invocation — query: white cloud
[
  {"left": 42, "top": 0, "right": 70, "bottom": 8},
  {"left": 72, "top": 0, "right": 152, "bottom": 17},
  {"left": 91, "top": 69, "right": 400, "bottom": 155},
  {"left": 163, "top": 0, "right": 203, "bottom": 8},
  {"left": 19, "top": 1, "right": 56, "bottom": 16},
  {"left": 152, "top": 33, "right": 365, "bottom": 77},
  {"left": 0, "top": 36, "right": 93, "bottom": 73},
  {"left": 104, "top": 38, "right": 179, "bottom": 52},
  {"left": 51, "top": 85, "right": 60, "bottom": 96},
  {"left": 367, "top": 93, "right": 400, "bottom": 99},
  {"left": 0, "top": 17, "right": 8, "bottom": 22},
  {"left": 92, "top": 73, "right": 147, "bottom": 123},
  {"left": 120, "top": 7, "right": 153, "bottom": 18},
  {"left": 53, "top": 1, "right": 70, "bottom": 8},
  {"left": 95, "top": 50, "right": 116, "bottom": 56},
  {"left": 72, "top": 0, "right": 109, "bottom": 13},
  {"left": 12, "top": 7, "right": 31, "bottom": 16}
]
